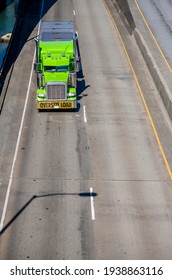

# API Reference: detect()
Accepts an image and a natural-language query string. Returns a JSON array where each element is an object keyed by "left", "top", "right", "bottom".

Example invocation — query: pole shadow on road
[{"left": 0, "top": 191, "right": 97, "bottom": 235}]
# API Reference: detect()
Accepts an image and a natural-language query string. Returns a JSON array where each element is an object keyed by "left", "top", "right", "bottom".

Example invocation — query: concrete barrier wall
[
  {"left": 134, "top": 29, "right": 172, "bottom": 121},
  {"left": 110, "top": 0, "right": 172, "bottom": 121},
  {"left": 111, "top": 0, "right": 135, "bottom": 34}
]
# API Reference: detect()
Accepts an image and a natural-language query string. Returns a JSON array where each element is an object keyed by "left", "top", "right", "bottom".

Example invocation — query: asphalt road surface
[{"left": 0, "top": 0, "right": 172, "bottom": 259}]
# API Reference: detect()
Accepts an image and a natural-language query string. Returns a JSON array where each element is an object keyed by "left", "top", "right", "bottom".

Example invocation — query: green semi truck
[{"left": 34, "top": 21, "right": 79, "bottom": 110}]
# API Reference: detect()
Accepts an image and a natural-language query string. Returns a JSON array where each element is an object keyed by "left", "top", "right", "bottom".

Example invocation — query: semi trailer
[{"left": 34, "top": 21, "right": 79, "bottom": 110}]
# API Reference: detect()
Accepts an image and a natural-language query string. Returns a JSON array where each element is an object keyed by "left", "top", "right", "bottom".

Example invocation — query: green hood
[{"left": 44, "top": 71, "right": 69, "bottom": 83}]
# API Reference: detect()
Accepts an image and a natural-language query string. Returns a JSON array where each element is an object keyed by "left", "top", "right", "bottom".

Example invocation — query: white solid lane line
[
  {"left": 90, "top": 187, "right": 95, "bottom": 220},
  {"left": 83, "top": 105, "right": 87, "bottom": 123}
]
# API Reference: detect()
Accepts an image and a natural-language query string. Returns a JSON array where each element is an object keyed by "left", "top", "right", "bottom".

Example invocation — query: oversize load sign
[{"left": 38, "top": 101, "right": 74, "bottom": 109}]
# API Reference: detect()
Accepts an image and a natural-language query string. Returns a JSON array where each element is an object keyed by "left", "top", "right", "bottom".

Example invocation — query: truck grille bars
[{"left": 47, "top": 83, "right": 66, "bottom": 100}]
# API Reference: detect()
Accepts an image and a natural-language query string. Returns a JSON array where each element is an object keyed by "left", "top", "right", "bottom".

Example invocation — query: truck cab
[{"left": 34, "top": 22, "right": 79, "bottom": 110}]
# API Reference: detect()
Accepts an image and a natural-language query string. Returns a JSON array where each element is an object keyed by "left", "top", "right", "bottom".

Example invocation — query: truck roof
[{"left": 40, "top": 21, "right": 75, "bottom": 42}]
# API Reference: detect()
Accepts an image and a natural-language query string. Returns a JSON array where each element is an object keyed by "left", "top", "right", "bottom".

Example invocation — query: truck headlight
[
  {"left": 68, "top": 92, "right": 75, "bottom": 97},
  {"left": 38, "top": 93, "right": 45, "bottom": 98}
]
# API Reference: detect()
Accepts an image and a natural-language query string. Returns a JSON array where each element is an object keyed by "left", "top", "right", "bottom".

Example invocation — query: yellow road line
[
  {"left": 134, "top": 0, "right": 172, "bottom": 73},
  {"left": 102, "top": 0, "right": 172, "bottom": 180}
]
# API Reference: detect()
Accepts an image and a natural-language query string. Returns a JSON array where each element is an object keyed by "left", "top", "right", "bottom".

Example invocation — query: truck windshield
[{"left": 44, "top": 66, "right": 69, "bottom": 72}]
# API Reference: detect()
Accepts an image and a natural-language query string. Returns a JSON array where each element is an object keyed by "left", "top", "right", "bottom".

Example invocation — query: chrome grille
[{"left": 47, "top": 83, "right": 66, "bottom": 100}]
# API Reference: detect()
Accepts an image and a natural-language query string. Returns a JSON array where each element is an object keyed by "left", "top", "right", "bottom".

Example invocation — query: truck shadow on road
[
  {"left": 77, "top": 66, "right": 90, "bottom": 101},
  {"left": 77, "top": 42, "right": 90, "bottom": 101},
  {"left": 0, "top": 191, "right": 97, "bottom": 235}
]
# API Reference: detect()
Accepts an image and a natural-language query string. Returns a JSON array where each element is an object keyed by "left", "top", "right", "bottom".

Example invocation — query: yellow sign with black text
[{"left": 38, "top": 101, "right": 74, "bottom": 109}]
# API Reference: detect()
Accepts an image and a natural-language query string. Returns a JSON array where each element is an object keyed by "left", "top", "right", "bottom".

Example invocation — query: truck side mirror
[
  {"left": 74, "top": 31, "right": 78, "bottom": 41},
  {"left": 34, "top": 36, "right": 39, "bottom": 42}
]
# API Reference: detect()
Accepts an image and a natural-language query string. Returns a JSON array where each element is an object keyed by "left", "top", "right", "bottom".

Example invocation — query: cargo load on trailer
[{"left": 34, "top": 21, "right": 80, "bottom": 110}]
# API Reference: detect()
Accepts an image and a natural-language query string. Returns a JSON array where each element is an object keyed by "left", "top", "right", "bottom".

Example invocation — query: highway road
[{"left": 0, "top": 0, "right": 172, "bottom": 259}]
